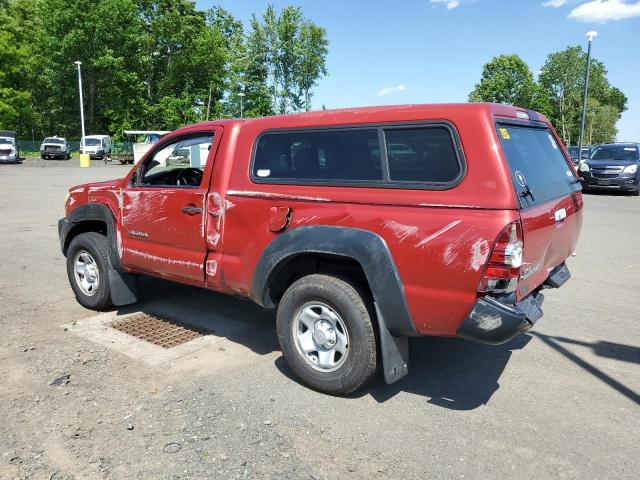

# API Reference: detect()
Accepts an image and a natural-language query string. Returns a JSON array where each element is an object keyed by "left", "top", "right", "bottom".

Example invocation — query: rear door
[{"left": 497, "top": 123, "right": 583, "bottom": 299}]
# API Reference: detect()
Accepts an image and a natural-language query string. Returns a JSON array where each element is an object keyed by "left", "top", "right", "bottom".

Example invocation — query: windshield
[
  {"left": 0, "top": 137, "right": 15, "bottom": 144},
  {"left": 84, "top": 138, "right": 101, "bottom": 146},
  {"left": 590, "top": 145, "right": 639, "bottom": 161},
  {"left": 497, "top": 125, "right": 580, "bottom": 208},
  {"left": 44, "top": 138, "right": 64, "bottom": 144}
]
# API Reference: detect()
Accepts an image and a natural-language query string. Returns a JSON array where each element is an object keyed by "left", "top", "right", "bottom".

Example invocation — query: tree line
[
  {"left": 469, "top": 47, "right": 628, "bottom": 145},
  {"left": 0, "top": 0, "right": 328, "bottom": 140}
]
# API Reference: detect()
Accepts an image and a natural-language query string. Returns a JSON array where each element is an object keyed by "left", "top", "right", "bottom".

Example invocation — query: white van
[{"left": 80, "top": 135, "right": 112, "bottom": 160}]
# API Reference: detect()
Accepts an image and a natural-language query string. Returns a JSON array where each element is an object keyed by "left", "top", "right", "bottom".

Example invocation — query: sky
[{"left": 197, "top": 0, "right": 640, "bottom": 141}]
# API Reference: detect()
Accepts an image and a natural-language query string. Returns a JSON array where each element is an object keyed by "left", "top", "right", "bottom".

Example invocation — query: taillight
[{"left": 478, "top": 221, "right": 523, "bottom": 294}]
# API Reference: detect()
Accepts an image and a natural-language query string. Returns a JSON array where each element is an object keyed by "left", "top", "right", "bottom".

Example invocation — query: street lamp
[
  {"left": 578, "top": 31, "right": 597, "bottom": 163},
  {"left": 74, "top": 61, "right": 85, "bottom": 148},
  {"left": 237, "top": 92, "right": 246, "bottom": 119},
  {"left": 195, "top": 99, "right": 205, "bottom": 121}
]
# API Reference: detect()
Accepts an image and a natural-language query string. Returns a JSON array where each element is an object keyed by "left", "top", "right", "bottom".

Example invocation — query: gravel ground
[{"left": 0, "top": 157, "right": 638, "bottom": 479}]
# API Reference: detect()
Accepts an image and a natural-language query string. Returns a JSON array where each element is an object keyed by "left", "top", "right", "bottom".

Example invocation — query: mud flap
[
  {"left": 374, "top": 303, "right": 409, "bottom": 385},
  {"left": 108, "top": 266, "right": 139, "bottom": 306}
]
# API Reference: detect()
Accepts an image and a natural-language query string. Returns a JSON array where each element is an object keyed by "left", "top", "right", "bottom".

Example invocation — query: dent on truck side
[{"left": 251, "top": 225, "right": 418, "bottom": 337}]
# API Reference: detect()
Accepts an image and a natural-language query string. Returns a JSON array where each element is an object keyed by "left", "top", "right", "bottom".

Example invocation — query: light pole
[
  {"left": 196, "top": 99, "right": 205, "bottom": 121},
  {"left": 578, "top": 31, "right": 597, "bottom": 163},
  {"left": 74, "top": 61, "right": 86, "bottom": 146},
  {"left": 238, "top": 92, "right": 246, "bottom": 119}
]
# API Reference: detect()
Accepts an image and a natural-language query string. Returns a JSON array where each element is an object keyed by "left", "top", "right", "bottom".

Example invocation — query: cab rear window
[{"left": 497, "top": 125, "right": 580, "bottom": 207}]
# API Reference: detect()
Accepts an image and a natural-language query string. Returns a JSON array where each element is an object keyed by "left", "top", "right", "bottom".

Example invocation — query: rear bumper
[{"left": 457, "top": 263, "right": 570, "bottom": 345}]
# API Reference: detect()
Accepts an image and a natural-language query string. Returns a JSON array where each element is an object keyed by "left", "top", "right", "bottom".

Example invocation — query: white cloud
[
  {"left": 542, "top": 0, "right": 569, "bottom": 7},
  {"left": 569, "top": 0, "right": 640, "bottom": 22},
  {"left": 377, "top": 84, "right": 407, "bottom": 97},
  {"left": 430, "top": 0, "right": 461, "bottom": 10}
]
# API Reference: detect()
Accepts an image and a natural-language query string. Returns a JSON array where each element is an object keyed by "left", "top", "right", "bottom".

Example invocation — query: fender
[
  {"left": 58, "top": 203, "right": 138, "bottom": 306},
  {"left": 251, "top": 225, "right": 417, "bottom": 338}
]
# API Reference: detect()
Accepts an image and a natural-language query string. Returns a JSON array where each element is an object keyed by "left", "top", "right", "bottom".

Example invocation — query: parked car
[
  {"left": 80, "top": 135, "right": 111, "bottom": 160},
  {"left": 567, "top": 146, "right": 592, "bottom": 165},
  {"left": 58, "top": 103, "right": 583, "bottom": 394},
  {"left": 579, "top": 143, "right": 639, "bottom": 196},
  {"left": 40, "top": 136, "right": 71, "bottom": 159},
  {"left": 0, "top": 130, "right": 19, "bottom": 163}
]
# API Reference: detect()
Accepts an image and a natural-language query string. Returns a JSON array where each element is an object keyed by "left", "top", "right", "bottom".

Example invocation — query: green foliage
[
  {"left": 469, "top": 54, "right": 550, "bottom": 117},
  {"left": 539, "top": 46, "right": 627, "bottom": 144},
  {"left": 297, "top": 21, "right": 329, "bottom": 112},
  {"left": 469, "top": 47, "right": 627, "bottom": 145},
  {"left": 0, "top": 0, "right": 329, "bottom": 138},
  {"left": 255, "top": 4, "right": 328, "bottom": 114}
]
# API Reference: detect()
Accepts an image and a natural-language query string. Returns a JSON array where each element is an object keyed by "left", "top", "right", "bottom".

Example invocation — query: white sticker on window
[
  {"left": 624, "top": 147, "right": 637, "bottom": 151},
  {"left": 257, "top": 169, "right": 271, "bottom": 177},
  {"left": 548, "top": 134, "right": 558, "bottom": 149}
]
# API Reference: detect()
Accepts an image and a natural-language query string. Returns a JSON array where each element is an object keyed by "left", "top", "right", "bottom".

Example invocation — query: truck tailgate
[{"left": 517, "top": 192, "right": 583, "bottom": 300}]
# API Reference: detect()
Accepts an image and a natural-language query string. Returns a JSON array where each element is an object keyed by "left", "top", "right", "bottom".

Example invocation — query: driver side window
[{"left": 140, "top": 134, "right": 214, "bottom": 187}]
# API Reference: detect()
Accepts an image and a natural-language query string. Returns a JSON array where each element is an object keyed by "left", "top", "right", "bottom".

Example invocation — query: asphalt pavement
[{"left": 0, "top": 157, "right": 638, "bottom": 479}]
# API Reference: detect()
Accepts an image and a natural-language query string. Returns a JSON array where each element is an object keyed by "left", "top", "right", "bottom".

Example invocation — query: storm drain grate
[{"left": 110, "top": 313, "right": 208, "bottom": 349}]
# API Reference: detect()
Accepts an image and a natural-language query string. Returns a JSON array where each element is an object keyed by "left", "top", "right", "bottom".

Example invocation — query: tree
[
  {"left": 0, "top": 0, "right": 43, "bottom": 135},
  {"left": 469, "top": 54, "right": 550, "bottom": 116},
  {"left": 297, "top": 21, "right": 328, "bottom": 111},
  {"left": 0, "top": 0, "right": 329, "bottom": 138},
  {"left": 539, "top": 46, "right": 627, "bottom": 145},
  {"left": 252, "top": 4, "right": 328, "bottom": 114},
  {"left": 209, "top": 6, "right": 271, "bottom": 119}
]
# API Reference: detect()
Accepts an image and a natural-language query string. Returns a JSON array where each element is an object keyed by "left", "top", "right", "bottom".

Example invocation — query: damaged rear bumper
[
  {"left": 456, "top": 293, "right": 543, "bottom": 344},
  {"left": 457, "top": 262, "right": 570, "bottom": 345}
]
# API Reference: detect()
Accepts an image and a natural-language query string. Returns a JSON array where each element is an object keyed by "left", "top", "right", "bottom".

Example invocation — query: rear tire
[
  {"left": 66, "top": 232, "right": 113, "bottom": 310},
  {"left": 276, "top": 274, "right": 377, "bottom": 395}
]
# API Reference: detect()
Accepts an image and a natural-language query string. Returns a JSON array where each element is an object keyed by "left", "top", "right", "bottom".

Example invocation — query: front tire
[
  {"left": 66, "top": 232, "right": 113, "bottom": 310},
  {"left": 276, "top": 274, "right": 377, "bottom": 395}
]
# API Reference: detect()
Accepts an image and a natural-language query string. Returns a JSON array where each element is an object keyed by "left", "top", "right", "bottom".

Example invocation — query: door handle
[{"left": 181, "top": 205, "right": 202, "bottom": 215}]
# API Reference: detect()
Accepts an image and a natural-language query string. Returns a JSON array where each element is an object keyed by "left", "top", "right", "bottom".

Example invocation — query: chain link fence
[{"left": 17, "top": 140, "right": 131, "bottom": 156}]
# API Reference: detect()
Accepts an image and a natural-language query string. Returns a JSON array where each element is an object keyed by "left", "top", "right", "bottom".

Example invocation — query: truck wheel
[
  {"left": 277, "top": 274, "right": 377, "bottom": 395},
  {"left": 66, "top": 232, "right": 113, "bottom": 310}
]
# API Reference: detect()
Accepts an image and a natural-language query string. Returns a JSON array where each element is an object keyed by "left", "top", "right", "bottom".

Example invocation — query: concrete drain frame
[{"left": 110, "top": 312, "right": 208, "bottom": 349}]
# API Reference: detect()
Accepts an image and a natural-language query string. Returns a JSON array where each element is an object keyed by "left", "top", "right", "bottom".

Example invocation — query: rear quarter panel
[{"left": 221, "top": 105, "right": 520, "bottom": 335}]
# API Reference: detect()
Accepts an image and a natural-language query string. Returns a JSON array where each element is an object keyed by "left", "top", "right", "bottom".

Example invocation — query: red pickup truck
[{"left": 59, "top": 103, "right": 583, "bottom": 394}]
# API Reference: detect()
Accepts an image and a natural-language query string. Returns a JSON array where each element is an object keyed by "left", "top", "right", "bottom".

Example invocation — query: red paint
[{"left": 64, "top": 103, "right": 583, "bottom": 336}]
